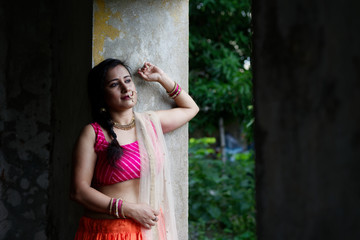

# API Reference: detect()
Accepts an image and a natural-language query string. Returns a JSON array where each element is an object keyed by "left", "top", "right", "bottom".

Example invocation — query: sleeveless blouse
[{"left": 90, "top": 122, "right": 141, "bottom": 187}]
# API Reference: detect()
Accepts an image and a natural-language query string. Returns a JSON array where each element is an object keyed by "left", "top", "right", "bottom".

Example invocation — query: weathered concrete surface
[
  {"left": 253, "top": 0, "right": 360, "bottom": 239},
  {"left": 0, "top": 0, "right": 92, "bottom": 239},
  {"left": 0, "top": 1, "right": 53, "bottom": 239},
  {"left": 92, "top": 1, "right": 189, "bottom": 239}
]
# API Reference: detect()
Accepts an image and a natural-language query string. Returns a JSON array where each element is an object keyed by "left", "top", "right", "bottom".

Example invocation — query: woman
[{"left": 71, "top": 58, "right": 199, "bottom": 240}]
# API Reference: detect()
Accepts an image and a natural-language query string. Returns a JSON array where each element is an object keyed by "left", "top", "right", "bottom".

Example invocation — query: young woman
[{"left": 71, "top": 59, "right": 198, "bottom": 240}]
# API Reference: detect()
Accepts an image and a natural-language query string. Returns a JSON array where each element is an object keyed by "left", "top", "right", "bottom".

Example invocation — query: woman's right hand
[{"left": 123, "top": 202, "right": 159, "bottom": 229}]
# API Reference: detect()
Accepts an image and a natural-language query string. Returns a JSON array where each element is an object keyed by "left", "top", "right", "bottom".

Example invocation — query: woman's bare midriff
[{"left": 84, "top": 178, "right": 140, "bottom": 219}]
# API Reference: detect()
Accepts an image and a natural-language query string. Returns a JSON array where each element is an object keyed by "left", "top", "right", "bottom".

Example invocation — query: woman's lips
[{"left": 121, "top": 96, "right": 131, "bottom": 100}]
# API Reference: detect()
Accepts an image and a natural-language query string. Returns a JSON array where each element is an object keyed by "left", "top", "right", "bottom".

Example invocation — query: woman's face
[{"left": 104, "top": 64, "right": 137, "bottom": 112}]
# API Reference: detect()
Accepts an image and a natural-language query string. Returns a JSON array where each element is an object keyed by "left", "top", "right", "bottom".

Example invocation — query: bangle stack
[
  {"left": 167, "top": 81, "right": 182, "bottom": 99},
  {"left": 108, "top": 198, "right": 126, "bottom": 219}
]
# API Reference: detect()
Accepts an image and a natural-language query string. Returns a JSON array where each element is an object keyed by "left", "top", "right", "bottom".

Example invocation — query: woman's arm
[
  {"left": 70, "top": 125, "right": 158, "bottom": 228},
  {"left": 70, "top": 125, "right": 112, "bottom": 213},
  {"left": 138, "top": 62, "right": 199, "bottom": 133}
]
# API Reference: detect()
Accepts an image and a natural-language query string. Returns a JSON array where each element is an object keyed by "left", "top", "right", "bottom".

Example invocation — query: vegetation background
[{"left": 188, "top": 0, "right": 255, "bottom": 239}]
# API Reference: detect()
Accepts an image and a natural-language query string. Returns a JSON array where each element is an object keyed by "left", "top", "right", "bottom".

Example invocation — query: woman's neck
[{"left": 109, "top": 108, "right": 134, "bottom": 125}]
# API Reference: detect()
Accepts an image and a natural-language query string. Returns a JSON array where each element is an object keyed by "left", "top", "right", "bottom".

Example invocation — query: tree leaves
[{"left": 189, "top": 0, "right": 253, "bottom": 138}]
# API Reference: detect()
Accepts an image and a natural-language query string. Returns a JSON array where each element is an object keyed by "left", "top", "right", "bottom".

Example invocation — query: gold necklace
[{"left": 112, "top": 116, "right": 135, "bottom": 130}]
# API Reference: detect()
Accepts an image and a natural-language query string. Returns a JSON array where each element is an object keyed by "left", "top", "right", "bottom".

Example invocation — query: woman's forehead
[{"left": 106, "top": 65, "right": 131, "bottom": 79}]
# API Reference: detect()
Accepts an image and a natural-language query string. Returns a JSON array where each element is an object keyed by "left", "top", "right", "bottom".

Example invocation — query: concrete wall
[
  {"left": 253, "top": 0, "right": 360, "bottom": 239},
  {"left": 0, "top": 0, "right": 91, "bottom": 239},
  {"left": 0, "top": 0, "right": 188, "bottom": 239},
  {"left": 92, "top": 1, "right": 189, "bottom": 239},
  {"left": 0, "top": 1, "right": 53, "bottom": 239}
]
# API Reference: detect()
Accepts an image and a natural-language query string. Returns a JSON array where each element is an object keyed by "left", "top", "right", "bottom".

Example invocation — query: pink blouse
[{"left": 90, "top": 122, "right": 141, "bottom": 187}]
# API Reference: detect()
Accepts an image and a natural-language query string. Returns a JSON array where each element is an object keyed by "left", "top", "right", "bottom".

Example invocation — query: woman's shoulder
[{"left": 79, "top": 123, "right": 97, "bottom": 139}]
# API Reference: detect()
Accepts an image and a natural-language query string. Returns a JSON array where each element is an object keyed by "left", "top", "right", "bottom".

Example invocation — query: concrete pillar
[
  {"left": 253, "top": 0, "right": 360, "bottom": 239},
  {"left": 92, "top": 1, "right": 189, "bottom": 239}
]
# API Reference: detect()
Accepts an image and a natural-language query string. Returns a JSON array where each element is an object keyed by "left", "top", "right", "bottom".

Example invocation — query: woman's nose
[
  {"left": 121, "top": 87, "right": 128, "bottom": 93},
  {"left": 120, "top": 84, "right": 129, "bottom": 93}
]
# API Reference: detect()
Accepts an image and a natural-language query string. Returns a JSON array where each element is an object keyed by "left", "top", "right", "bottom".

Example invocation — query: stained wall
[
  {"left": 0, "top": 1, "right": 54, "bottom": 239},
  {"left": 0, "top": 0, "right": 92, "bottom": 239},
  {"left": 253, "top": 0, "right": 360, "bottom": 239}
]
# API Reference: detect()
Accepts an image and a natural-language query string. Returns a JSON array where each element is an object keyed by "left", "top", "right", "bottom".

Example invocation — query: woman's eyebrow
[
  {"left": 107, "top": 78, "right": 118, "bottom": 83},
  {"left": 107, "top": 75, "right": 131, "bottom": 83}
]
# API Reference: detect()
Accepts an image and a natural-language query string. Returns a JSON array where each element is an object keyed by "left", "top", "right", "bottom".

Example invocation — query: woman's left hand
[{"left": 137, "top": 62, "right": 164, "bottom": 82}]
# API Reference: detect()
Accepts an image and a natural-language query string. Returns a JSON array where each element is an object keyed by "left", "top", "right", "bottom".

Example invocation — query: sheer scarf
[{"left": 134, "top": 112, "right": 178, "bottom": 240}]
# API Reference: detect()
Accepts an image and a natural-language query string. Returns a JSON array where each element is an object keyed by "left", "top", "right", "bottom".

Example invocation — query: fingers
[
  {"left": 142, "top": 217, "right": 157, "bottom": 229},
  {"left": 144, "top": 211, "right": 159, "bottom": 229},
  {"left": 153, "top": 209, "right": 160, "bottom": 216},
  {"left": 137, "top": 69, "right": 147, "bottom": 79},
  {"left": 137, "top": 63, "right": 158, "bottom": 82},
  {"left": 137, "top": 66, "right": 150, "bottom": 80},
  {"left": 144, "top": 223, "right": 152, "bottom": 229},
  {"left": 139, "top": 62, "right": 154, "bottom": 73},
  {"left": 143, "top": 62, "right": 152, "bottom": 68}
]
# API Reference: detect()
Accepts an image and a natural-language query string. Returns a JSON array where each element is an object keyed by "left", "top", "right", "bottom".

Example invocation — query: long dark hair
[{"left": 87, "top": 58, "right": 132, "bottom": 167}]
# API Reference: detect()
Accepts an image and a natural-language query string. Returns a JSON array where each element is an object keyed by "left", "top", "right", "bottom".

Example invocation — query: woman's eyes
[
  {"left": 109, "top": 78, "right": 131, "bottom": 88},
  {"left": 110, "top": 82, "right": 119, "bottom": 88}
]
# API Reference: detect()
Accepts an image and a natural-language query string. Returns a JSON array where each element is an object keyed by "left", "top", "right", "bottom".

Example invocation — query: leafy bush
[{"left": 189, "top": 138, "right": 256, "bottom": 240}]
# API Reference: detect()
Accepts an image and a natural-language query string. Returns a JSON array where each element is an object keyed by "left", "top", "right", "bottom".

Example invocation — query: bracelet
[
  {"left": 169, "top": 84, "right": 179, "bottom": 97},
  {"left": 121, "top": 201, "right": 126, "bottom": 218},
  {"left": 109, "top": 198, "right": 114, "bottom": 215},
  {"left": 167, "top": 82, "right": 182, "bottom": 99},
  {"left": 167, "top": 81, "right": 177, "bottom": 95},
  {"left": 170, "top": 85, "right": 182, "bottom": 99},
  {"left": 109, "top": 197, "right": 126, "bottom": 219},
  {"left": 115, "top": 198, "right": 120, "bottom": 218}
]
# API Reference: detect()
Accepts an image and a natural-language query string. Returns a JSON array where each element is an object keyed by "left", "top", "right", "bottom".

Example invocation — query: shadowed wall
[{"left": 253, "top": 0, "right": 360, "bottom": 239}]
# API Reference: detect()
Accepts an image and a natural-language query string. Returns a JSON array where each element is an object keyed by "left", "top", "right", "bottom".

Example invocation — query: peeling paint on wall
[{"left": 93, "top": 0, "right": 122, "bottom": 65}]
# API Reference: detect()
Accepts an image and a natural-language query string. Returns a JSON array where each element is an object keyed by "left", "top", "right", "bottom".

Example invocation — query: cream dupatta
[{"left": 134, "top": 111, "right": 178, "bottom": 240}]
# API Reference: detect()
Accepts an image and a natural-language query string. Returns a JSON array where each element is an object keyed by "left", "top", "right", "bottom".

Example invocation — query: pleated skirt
[{"left": 74, "top": 216, "right": 143, "bottom": 240}]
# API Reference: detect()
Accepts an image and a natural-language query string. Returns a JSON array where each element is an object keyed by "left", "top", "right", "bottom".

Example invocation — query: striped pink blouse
[{"left": 90, "top": 122, "right": 141, "bottom": 187}]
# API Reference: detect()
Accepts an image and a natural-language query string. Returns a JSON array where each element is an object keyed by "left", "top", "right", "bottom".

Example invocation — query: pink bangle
[
  {"left": 111, "top": 198, "right": 116, "bottom": 215},
  {"left": 169, "top": 84, "right": 179, "bottom": 97},
  {"left": 109, "top": 198, "right": 114, "bottom": 215},
  {"left": 171, "top": 86, "right": 182, "bottom": 99}
]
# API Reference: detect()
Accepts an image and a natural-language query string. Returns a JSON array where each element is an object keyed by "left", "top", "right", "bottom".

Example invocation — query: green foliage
[
  {"left": 189, "top": 138, "right": 256, "bottom": 240},
  {"left": 189, "top": 0, "right": 253, "bottom": 138}
]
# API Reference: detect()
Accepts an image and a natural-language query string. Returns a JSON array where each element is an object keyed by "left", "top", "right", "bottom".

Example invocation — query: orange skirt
[{"left": 74, "top": 217, "right": 143, "bottom": 240}]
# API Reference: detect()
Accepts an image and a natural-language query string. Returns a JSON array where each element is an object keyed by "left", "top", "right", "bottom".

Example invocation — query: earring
[{"left": 100, "top": 108, "right": 106, "bottom": 113}]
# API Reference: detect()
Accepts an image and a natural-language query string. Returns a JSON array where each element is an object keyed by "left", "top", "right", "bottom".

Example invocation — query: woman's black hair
[{"left": 87, "top": 58, "right": 132, "bottom": 167}]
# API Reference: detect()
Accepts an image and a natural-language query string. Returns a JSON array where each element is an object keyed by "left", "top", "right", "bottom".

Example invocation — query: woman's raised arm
[{"left": 137, "top": 62, "right": 199, "bottom": 133}]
